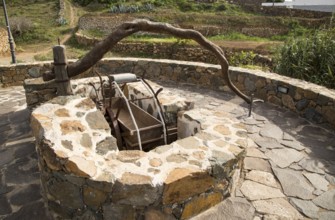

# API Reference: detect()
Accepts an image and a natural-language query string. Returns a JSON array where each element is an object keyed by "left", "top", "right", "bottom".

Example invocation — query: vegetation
[{"left": 275, "top": 27, "right": 335, "bottom": 89}]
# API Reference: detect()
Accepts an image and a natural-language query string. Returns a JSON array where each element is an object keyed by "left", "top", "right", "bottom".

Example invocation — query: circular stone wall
[{"left": 30, "top": 79, "right": 249, "bottom": 219}]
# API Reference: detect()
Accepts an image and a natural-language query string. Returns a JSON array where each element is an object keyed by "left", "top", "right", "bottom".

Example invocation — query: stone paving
[{"left": 0, "top": 83, "right": 335, "bottom": 220}]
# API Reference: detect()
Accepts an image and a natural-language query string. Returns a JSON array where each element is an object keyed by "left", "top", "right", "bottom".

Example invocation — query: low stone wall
[
  {"left": 30, "top": 81, "right": 246, "bottom": 219},
  {"left": 21, "top": 58, "right": 335, "bottom": 127}
]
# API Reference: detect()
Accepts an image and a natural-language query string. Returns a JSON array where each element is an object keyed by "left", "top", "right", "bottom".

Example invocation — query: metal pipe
[{"left": 2, "top": 0, "right": 16, "bottom": 64}]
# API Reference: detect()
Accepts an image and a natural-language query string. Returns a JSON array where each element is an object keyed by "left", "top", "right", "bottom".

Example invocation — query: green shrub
[{"left": 274, "top": 28, "right": 335, "bottom": 89}]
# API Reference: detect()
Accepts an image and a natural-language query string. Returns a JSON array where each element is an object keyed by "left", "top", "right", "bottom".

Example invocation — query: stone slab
[
  {"left": 312, "top": 189, "right": 335, "bottom": 211},
  {"left": 265, "top": 148, "right": 304, "bottom": 168},
  {"left": 243, "top": 157, "right": 272, "bottom": 173},
  {"left": 252, "top": 198, "right": 304, "bottom": 219},
  {"left": 240, "top": 180, "right": 284, "bottom": 200},
  {"left": 259, "top": 124, "right": 283, "bottom": 140},
  {"left": 290, "top": 198, "right": 319, "bottom": 219},
  {"left": 303, "top": 173, "right": 329, "bottom": 192},
  {"left": 245, "top": 170, "right": 279, "bottom": 188},
  {"left": 272, "top": 167, "right": 315, "bottom": 199}
]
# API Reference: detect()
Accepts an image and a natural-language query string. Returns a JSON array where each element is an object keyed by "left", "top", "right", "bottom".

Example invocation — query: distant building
[{"left": 262, "top": 0, "right": 335, "bottom": 12}]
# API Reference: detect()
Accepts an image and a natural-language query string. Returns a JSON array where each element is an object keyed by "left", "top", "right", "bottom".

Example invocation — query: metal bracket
[{"left": 248, "top": 94, "right": 264, "bottom": 117}]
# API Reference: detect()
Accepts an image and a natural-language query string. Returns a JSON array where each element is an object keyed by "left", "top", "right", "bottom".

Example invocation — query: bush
[
  {"left": 9, "top": 17, "right": 33, "bottom": 37},
  {"left": 274, "top": 28, "right": 335, "bottom": 89}
]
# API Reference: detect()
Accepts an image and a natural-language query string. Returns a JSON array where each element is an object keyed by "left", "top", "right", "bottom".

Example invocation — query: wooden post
[{"left": 53, "top": 45, "right": 72, "bottom": 96}]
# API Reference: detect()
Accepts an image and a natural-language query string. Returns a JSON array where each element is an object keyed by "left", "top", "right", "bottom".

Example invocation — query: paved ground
[{"left": 0, "top": 83, "right": 334, "bottom": 219}]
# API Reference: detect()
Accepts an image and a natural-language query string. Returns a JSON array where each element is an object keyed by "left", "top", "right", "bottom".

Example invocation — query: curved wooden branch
[{"left": 46, "top": 19, "right": 251, "bottom": 103}]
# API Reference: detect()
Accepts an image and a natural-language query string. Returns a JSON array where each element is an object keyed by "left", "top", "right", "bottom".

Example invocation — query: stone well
[{"left": 30, "top": 77, "right": 249, "bottom": 219}]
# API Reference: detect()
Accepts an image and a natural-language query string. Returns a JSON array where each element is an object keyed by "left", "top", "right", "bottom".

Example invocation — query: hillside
[{"left": 0, "top": 0, "right": 332, "bottom": 65}]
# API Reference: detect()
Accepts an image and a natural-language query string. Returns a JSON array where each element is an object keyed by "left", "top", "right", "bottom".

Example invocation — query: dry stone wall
[{"left": 1, "top": 57, "right": 334, "bottom": 126}]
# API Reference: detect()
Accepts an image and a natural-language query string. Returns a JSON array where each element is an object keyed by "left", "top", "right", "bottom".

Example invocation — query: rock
[
  {"left": 325, "top": 174, "right": 335, "bottom": 185},
  {"left": 60, "top": 120, "right": 86, "bottom": 135},
  {"left": 166, "top": 154, "right": 188, "bottom": 163},
  {"left": 299, "top": 158, "right": 325, "bottom": 174},
  {"left": 319, "top": 211, "right": 335, "bottom": 220},
  {"left": 282, "top": 132, "right": 294, "bottom": 141},
  {"left": 96, "top": 137, "right": 117, "bottom": 155},
  {"left": 303, "top": 173, "right": 329, "bottom": 191},
  {"left": 145, "top": 208, "right": 176, "bottom": 220},
  {"left": 48, "top": 179, "right": 84, "bottom": 209},
  {"left": 240, "top": 180, "right": 284, "bottom": 200},
  {"left": 265, "top": 148, "right": 304, "bottom": 168},
  {"left": 245, "top": 170, "right": 279, "bottom": 188},
  {"left": 86, "top": 111, "right": 110, "bottom": 130},
  {"left": 181, "top": 192, "right": 222, "bottom": 219},
  {"left": 296, "top": 99, "right": 309, "bottom": 111},
  {"left": 65, "top": 156, "right": 97, "bottom": 178},
  {"left": 4, "top": 201, "right": 50, "bottom": 220},
  {"left": 62, "top": 140, "right": 73, "bottom": 150},
  {"left": 314, "top": 189, "right": 324, "bottom": 196},
  {"left": 163, "top": 168, "right": 214, "bottom": 205},
  {"left": 252, "top": 198, "right": 304, "bottom": 219},
  {"left": 149, "top": 158, "right": 162, "bottom": 167},
  {"left": 192, "top": 197, "right": 255, "bottom": 220},
  {"left": 177, "top": 136, "right": 201, "bottom": 149},
  {"left": 259, "top": 124, "right": 283, "bottom": 140},
  {"left": 290, "top": 198, "right": 319, "bottom": 219},
  {"left": 312, "top": 189, "right": 335, "bottom": 211},
  {"left": 192, "top": 151, "right": 206, "bottom": 160},
  {"left": 254, "top": 138, "right": 283, "bottom": 150},
  {"left": 81, "top": 133, "right": 92, "bottom": 149},
  {"left": 28, "top": 67, "right": 41, "bottom": 78},
  {"left": 116, "top": 150, "right": 145, "bottom": 163},
  {"left": 83, "top": 185, "right": 108, "bottom": 209},
  {"left": 214, "top": 125, "right": 231, "bottom": 135},
  {"left": 243, "top": 157, "right": 272, "bottom": 173},
  {"left": 282, "top": 94, "right": 296, "bottom": 111},
  {"left": 112, "top": 172, "right": 159, "bottom": 206},
  {"left": 289, "top": 163, "right": 303, "bottom": 171},
  {"left": 0, "top": 196, "right": 12, "bottom": 215},
  {"left": 272, "top": 167, "right": 314, "bottom": 199},
  {"left": 75, "top": 98, "right": 96, "bottom": 110},
  {"left": 9, "top": 184, "right": 41, "bottom": 206},
  {"left": 103, "top": 204, "right": 136, "bottom": 220},
  {"left": 54, "top": 108, "right": 70, "bottom": 117},
  {"left": 246, "top": 148, "right": 267, "bottom": 159},
  {"left": 279, "top": 140, "right": 305, "bottom": 151}
]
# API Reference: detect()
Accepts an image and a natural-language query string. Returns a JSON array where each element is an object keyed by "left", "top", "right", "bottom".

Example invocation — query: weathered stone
[
  {"left": 312, "top": 189, "right": 335, "bottom": 211},
  {"left": 177, "top": 136, "right": 201, "bottom": 149},
  {"left": 60, "top": 120, "right": 86, "bottom": 135},
  {"left": 65, "top": 156, "right": 97, "bottom": 177},
  {"left": 319, "top": 211, "right": 335, "bottom": 220},
  {"left": 265, "top": 148, "right": 304, "bottom": 168},
  {"left": 259, "top": 124, "right": 283, "bottom": 140},
  {"left": 181, "top": 192, "right": 222, "bottom": 219},
  {"left": 272, "top": 167, "right": 314, "bottom": 199},
  {"left": 245, "top": 148, "right": 267, "bottom": 159},
  {"left": 54, "top": 108, "right": 70, "bottom": 117},
  {"left": 28, "top": 67, "right": 41, "bottom": 78},
  {"left": 245, "top": 170, "right": 279, "bottom": 188},
  {"left": 9, "top": 184, "right": 41, "bottom": 206},
  {"left": 192, "top": 197, "right": 255, "bottom": 220},
  {"left": 192, "top": 151, "right": 206, "bottom": 160},
  {"left": 254, "top": 138, "right": 283, "bottom": 150},
  {"left": 5, "top": 201, "right": 50, "bottom": 220},
  {"left": 75, "top": 98, "right": 96, "bottom": 110},
  {"left": 325, "top": 174, "right": 335, "bottom": 185},
  {"left": 0, "top": 195, "right": 12, "bottom": 215},
  {"left": 267, "top": 95, "right": 282, "bottom": 106},
  {"left": 279, "top": 140, "right": 305, "bottom": 151},
  {"left": 228, "top": 144, "right": 243, "bottom": 156},
  {"left": 166, "top": 154, "right": 188, "bottom": 163},
  {"left": 96, "top": 137, "right": 117, "bottom": 155},
  {"left": 103, "top": 204, "right": 136, "bottom": 220},
  {"left": 62, "top": 140, "right": 73, "bottom": 150},
  {"left": 81, "top": 133, "right": 92, "bottom": 149},
  {"left": 163, "top": 168, "right": 214, "bottom": 205},
  {"left": 86, "top": 111, "right": 110, "bottom": 130},
  {"left": 296, "top": 99, "right": 309, "bottom": 111},
  {"left": 303, "top": 173, "right": 329, "bottom": 192},
  {"left": 117, "top": 150, "right": 145, "bottom": 163},
  {"left": 243, "top": 157, "right": 272, "bottom": 173},
  {"left": 112, "top": 172, "right": 158, "bottom": 206},
  {"left": 83, "top": 185, "right": 108, "bottom": 209},
  {"left": 48, "top": 179, "right": 84, "bottom": 209},
  {"left": 282, "top": 94, "right": 296, "bottom": 110},
  {"left": 289, "top": 163, "right": 303, "bottom": 171},
  {"left": 42, "top": 144, "right": 63, "bottom": 171},
  {"left": 240, "top": 180, "right": 284, "bottom": 200},
  {"left": 314, "top": 189, "right": 324, "bottom": 196},
  {"left": 152, "top": 144, "right": 173, "bottom": 154},
  {"left": 253, "top": 198, "right": 303, "bottom": 219},
  {"left": 145, "top": 208, "right": 176, "bottom": 220},
  {"left": 299, "top": 158, "right": 325, "bottom": 174},
  {"left": 290, "top": 198, "right": 319, "bottom": 219},
  {"left": 214, "top": 125, "right": 231, "bottom": 135},
  {"left": 149, "top": 158, "right": 162, "bottom": 167}
]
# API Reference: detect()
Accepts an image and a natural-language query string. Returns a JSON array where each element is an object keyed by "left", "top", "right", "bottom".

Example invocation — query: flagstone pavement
[{"left": 0, "top": 82, "right": 334, "bottom": 220}]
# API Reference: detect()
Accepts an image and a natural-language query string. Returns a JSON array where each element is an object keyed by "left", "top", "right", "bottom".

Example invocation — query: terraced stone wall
[{"left": 30, "top": 80, "right": 247, "bottom": 219}]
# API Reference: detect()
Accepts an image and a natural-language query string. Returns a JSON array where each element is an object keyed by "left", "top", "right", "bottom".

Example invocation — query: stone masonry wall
[
  {"left": 30, "top": 86, "right": 247, "bottom": 219},
  {"left": 18, "top": 58, "right": 335, "bottom": 127}
]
